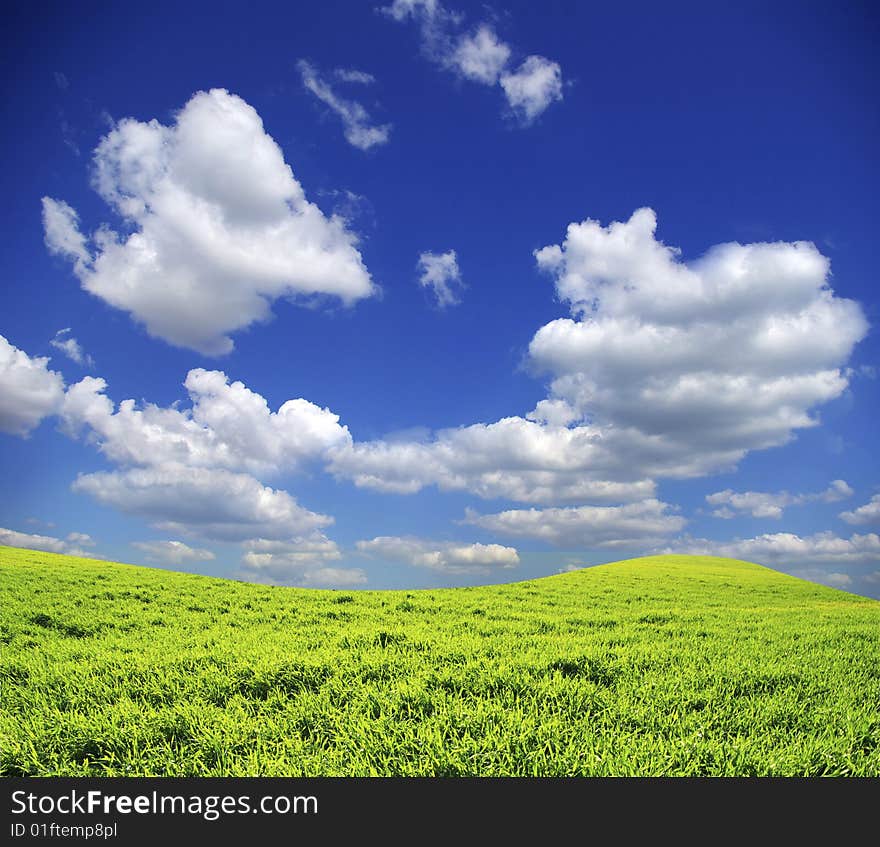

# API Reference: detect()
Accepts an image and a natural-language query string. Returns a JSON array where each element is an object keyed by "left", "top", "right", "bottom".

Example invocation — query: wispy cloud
[
  {"left": 50, "top": 328, "right": 93, "bottom": 368},
  {"left": 417, "top": 249, "right": 463, "bottom": 307},
  {"left": 381, "top": 0, "right": 563, "bottom": 124},
  {"left": 298, "top": 60, "right": 391, "bottom": 150},
  {"left": 334, "top": 68, "right": 376, "bottom": 84}
]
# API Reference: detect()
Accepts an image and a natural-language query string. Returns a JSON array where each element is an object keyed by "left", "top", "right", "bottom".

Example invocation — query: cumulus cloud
[
  {"left": 50, "top": 328, "right": 93, "bottom": 368},
  {"left": 706, "top": 480, "right": 853, "bottom": 519},
  {"left": 452, "top": 25, "right": 511, "bottom": 84},
  {"left": 328, "top": 417, "right": 656, "bottom": 503},
  {"left": 663, "top": 531, "right": 880, "bottom": 566},
  {"left": 298, "top": 60, "right": 391, "bottom": 150},
  {"left": 0, "top": 527, "right": 95, "bottom": 557},
  {"left": 57, "top": 360, "right": 655, "bottom": 512},
  {"left": 72, "top": 464, "right": 332, "bottom": 542},
  {"left": 788, "top": 568, "right": 853, "bottom": 589},
  {"left": 417, "top": 249, "right": 463, "bottom": 307},
  {"left": 131, "top": 539, "right": 215, "bottom": 565},
  {"left": 840, "top": 494, "right": 880, "bottom": 526},
  {"left": 529, "top": 208, "right": 868, "bottom": 480},
  {"left": 500, "top": 55, "right": 563, "bottom": 124},
  {"left": 238, "top": 533, "right": 365, "bottom": 587},
  {"left": 356, "top": 536, "right": 518, "bottom": 574},
  {"left": 57, "top": 366, "right": 346, "bottom": 556},
  {"left": 42, "top": 88, "right": 376, "bottom": 355},
  {"left": 464, "top": 500, "right": 685, "bottom": 548},
  {"left": 329, "top": 212, "right": 865, "bottom": 504},
  {"left": 61, "top": 368, "right": 351, "bottom": 477},
  {"left": 381, "top": 0, "right": 562, "bottom": 122},
  {"left": 0, "top": 335, "right": 65, "bottom": 436}
]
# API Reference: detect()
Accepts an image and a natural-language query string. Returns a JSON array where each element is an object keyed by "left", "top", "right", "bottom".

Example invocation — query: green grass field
[{"left": 1, "top": 545, "right": 878, "bottom": 776}]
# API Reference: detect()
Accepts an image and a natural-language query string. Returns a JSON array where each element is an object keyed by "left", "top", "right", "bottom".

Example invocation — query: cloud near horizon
[
  {"left": 463, "top": 500, "right": 686, "bottom": 548},
  {"left": 662, "top": 531, "right": 880, "bottom": 567},
  {"left": 357, "top": 536, "right": 519, "bottom": 574},
  {"left": 72, "top": 464, "right": 332, "bottom": 543},
  {"left": 706, "top": 480, "right": 853, "bottom": 519},
  {"left": 131, "top": 539, "right": 215, "bottom": 565},
  {"left": 238, "top": 534, "right": 366, "bottom": 587},
  {"left": 0, "top": 526, "right": 95, "bottom": 557}
]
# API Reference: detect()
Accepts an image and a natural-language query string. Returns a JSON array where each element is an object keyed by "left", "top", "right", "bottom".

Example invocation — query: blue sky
[{"left": 2, "top": 0, "right": 879, "bottom": 596}]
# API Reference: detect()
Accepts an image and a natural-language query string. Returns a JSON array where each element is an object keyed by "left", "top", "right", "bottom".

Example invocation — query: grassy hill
[{"left": 1, "top": 545, "right": 878, "bottom": 776}]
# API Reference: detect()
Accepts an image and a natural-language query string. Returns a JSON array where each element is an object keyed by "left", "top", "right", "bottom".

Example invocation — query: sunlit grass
[{"left": 1, "top": 545, "right": 878, "bottom": 776}]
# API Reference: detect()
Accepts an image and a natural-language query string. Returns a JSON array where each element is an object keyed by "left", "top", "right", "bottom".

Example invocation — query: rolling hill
[{"left": 1, "top": 545, "right": 878, "bottom": 776}]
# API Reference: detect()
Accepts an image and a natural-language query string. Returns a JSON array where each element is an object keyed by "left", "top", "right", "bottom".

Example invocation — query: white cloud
[
  {"left": 500, "top": 55, "right": 563, "bottom": 124},
  {"left": 298, "top": 60, "right": 391, "bottom": 150},
  {"left": 65, "top": 532, "right": 95, "bottom": 547},
  {"left": 788, "top": 568, "right": 853, "bottom": 589},
  {"left": 382, "top": 0, "right": 562, "bottom": 122},
  {"left": 241, "top": 535, "right": 341, "bottom": 560},
  {"left": 706, "top": 480, "right": 853, "bottom": 519},
  {"left": 821, "top": 479, "right": 856, "bottom": 502},
  {"left": 300, "top": 567, "right": 368, "bottom": 588},
  {"left": 43, "top": 88, "right": 376, "bottom": 355},
  {"left": 131, "top": 539, "right": 215, "bottom": 565},
  {"left": 328, "top": 417, "right": 656, "bottom": 503},
  {"left": 663, "top": 531, "right": 880, "bottom": 566},
  {"left": 0, "top": 526, "right": 95, "bottom": 557},
  {"left": 50, "top": 328, "right": 93, "bottom": 368},
  {"left": 463, "top": 499, "right": 685, "bottom": 548},
  {"left": 529, "top": 208, "right": 868, "bottom": 480},
  {"left": 381, "top": 0, "right": 440, "bottom": 22},
  {"left": 326, "top": 211, "right": 867, "bottom": 507},
  {"left": 42, "top": 198, "right": 89, "bottom": 270},
  {"left": 0, "top": 335, "right": 65, "bottom": 436},
  {"left": 417, "top": 249, "right": 463, "bottom": 307},
  {"left": 72, "top": 464, "right": 332, "bottom": 542},
  {"left": 334, "top": 68, "right": 376, "bottom": 84},
  {"left": 237, "top": 533, "right": 364, "bottom": 587},
  {"left": 840, "top": 494, "right": 880, "bottom": 526},
  {"left": 61, "top": 368, "right": 351, "bottom": 477},
  {"left": 356, "top": 536, "right": 518, "bottom": 574},
  {"left": 452, "top": 25, "right": 511, "bottom": 84}
]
